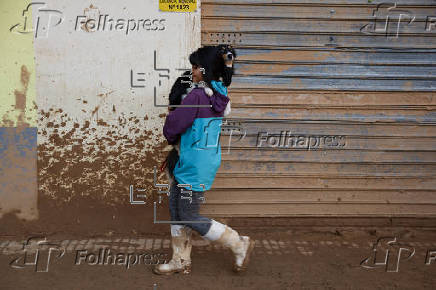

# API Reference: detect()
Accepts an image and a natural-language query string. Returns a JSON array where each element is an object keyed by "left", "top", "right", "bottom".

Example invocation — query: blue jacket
[{"left": 163, "top": 81, "right": 229, "bottom": 191}]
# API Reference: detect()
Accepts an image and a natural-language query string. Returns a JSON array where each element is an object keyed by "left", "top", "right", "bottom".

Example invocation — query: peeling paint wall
[{"left": 1, "top": 0, "right": 201, "bottom": 221}]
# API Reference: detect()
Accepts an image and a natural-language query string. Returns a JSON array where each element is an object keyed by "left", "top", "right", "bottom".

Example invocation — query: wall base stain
[{"left": 37, "top": 108, "right": 170, "bottom": 207}]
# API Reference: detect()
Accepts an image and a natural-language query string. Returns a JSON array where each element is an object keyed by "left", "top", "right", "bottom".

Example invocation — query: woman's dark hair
[{"left": 189, "top": 46, "right": 221, "bottom": 92}]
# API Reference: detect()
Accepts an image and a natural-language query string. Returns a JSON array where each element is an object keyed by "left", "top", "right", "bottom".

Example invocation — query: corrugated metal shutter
[{"left": 200, "top": 0, "right": 436, "bottom": 218}]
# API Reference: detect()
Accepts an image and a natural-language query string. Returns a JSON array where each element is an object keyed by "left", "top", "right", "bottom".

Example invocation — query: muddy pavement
[{"left": 1, "top": 227, "right": 435, "bottom": 289}]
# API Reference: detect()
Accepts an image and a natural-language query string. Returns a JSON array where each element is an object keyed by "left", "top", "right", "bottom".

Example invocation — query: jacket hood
[
  {"left": 209, "top": 80, "right": 229, "bottom": 113},
  {"left": 209, "top": 90, "right": 229, "bottom": 113}
]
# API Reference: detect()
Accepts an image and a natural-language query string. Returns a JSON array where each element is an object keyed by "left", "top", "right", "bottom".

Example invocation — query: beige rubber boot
[
  {"left": 202, "top": 220, "right": 255, "bottom": 272},
  {"left": 153, "top": 225, "right": 192, "bottom": 275}
]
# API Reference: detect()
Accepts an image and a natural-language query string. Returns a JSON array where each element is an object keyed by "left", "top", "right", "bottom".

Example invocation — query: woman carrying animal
[
  {"left": 154, "top": 46, "right": 255, "bottom": 275},
  {"left": 162, "top": 45, "right": 235, "bottom": 187}
]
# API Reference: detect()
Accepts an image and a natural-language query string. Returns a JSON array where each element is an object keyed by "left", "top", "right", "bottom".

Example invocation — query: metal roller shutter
[{"left": 199, "top": 0, "right": 436, "bottom": 218}]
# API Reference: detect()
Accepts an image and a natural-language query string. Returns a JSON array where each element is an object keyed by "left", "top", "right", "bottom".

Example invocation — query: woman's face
[{"left": 191, "top": 64, "right": 203, "bottom": 83}]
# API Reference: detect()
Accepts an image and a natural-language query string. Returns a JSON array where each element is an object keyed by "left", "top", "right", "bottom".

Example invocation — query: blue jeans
[{"left": 168, "top": 181, "right": 212, "bottom": 236}]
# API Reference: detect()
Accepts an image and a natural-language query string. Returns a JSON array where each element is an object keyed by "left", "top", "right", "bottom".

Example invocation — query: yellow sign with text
[{"left": 159, "top": 0, "right": 197, "bottom": 12}]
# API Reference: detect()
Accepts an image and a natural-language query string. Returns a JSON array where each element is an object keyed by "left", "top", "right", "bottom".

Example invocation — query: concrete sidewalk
[{"left": 1, "top": 227, "right": 435, "bottom": 289}]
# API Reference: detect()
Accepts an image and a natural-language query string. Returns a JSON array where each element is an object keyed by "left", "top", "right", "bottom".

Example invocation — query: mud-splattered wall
[{"left": 1, "top": 0, "right": 201, "bottom": 229}]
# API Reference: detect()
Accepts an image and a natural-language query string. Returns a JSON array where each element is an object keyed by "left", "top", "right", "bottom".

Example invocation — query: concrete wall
[{"left": 0, "top": 0, "right": 200, "bottom": 232}]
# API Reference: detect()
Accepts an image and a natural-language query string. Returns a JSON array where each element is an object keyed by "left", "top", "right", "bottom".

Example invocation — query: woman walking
[{"left": 153, "top": 47, "right": 255, "bottom": 275}]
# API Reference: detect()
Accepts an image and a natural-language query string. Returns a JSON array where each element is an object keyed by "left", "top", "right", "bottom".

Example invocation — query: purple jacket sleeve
[{"left": 163, "top": 90, "right": 199, "bottom": 144}]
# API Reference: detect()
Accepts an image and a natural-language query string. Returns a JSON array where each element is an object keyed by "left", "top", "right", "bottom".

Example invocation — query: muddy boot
[
  {"left": 202, "top": 220, "right": 255, "bottom": 272},
  {"left": 153, "top": 225, "right": 192, "bottom": 275}
]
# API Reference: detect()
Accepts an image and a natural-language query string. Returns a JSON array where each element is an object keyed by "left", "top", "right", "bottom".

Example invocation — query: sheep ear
[{"left": 204, "top": 87, "right": 213, "bottom": 96}]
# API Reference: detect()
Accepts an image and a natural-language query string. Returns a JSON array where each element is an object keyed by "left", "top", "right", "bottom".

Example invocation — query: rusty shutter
[{"left": 199, "top": 0, "right": 436, "bottom": 218}]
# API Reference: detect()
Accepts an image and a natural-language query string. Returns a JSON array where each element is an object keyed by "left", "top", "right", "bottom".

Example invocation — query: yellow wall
[{"left": 0, "top": 0, "right": 36, "bottom": 127}]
